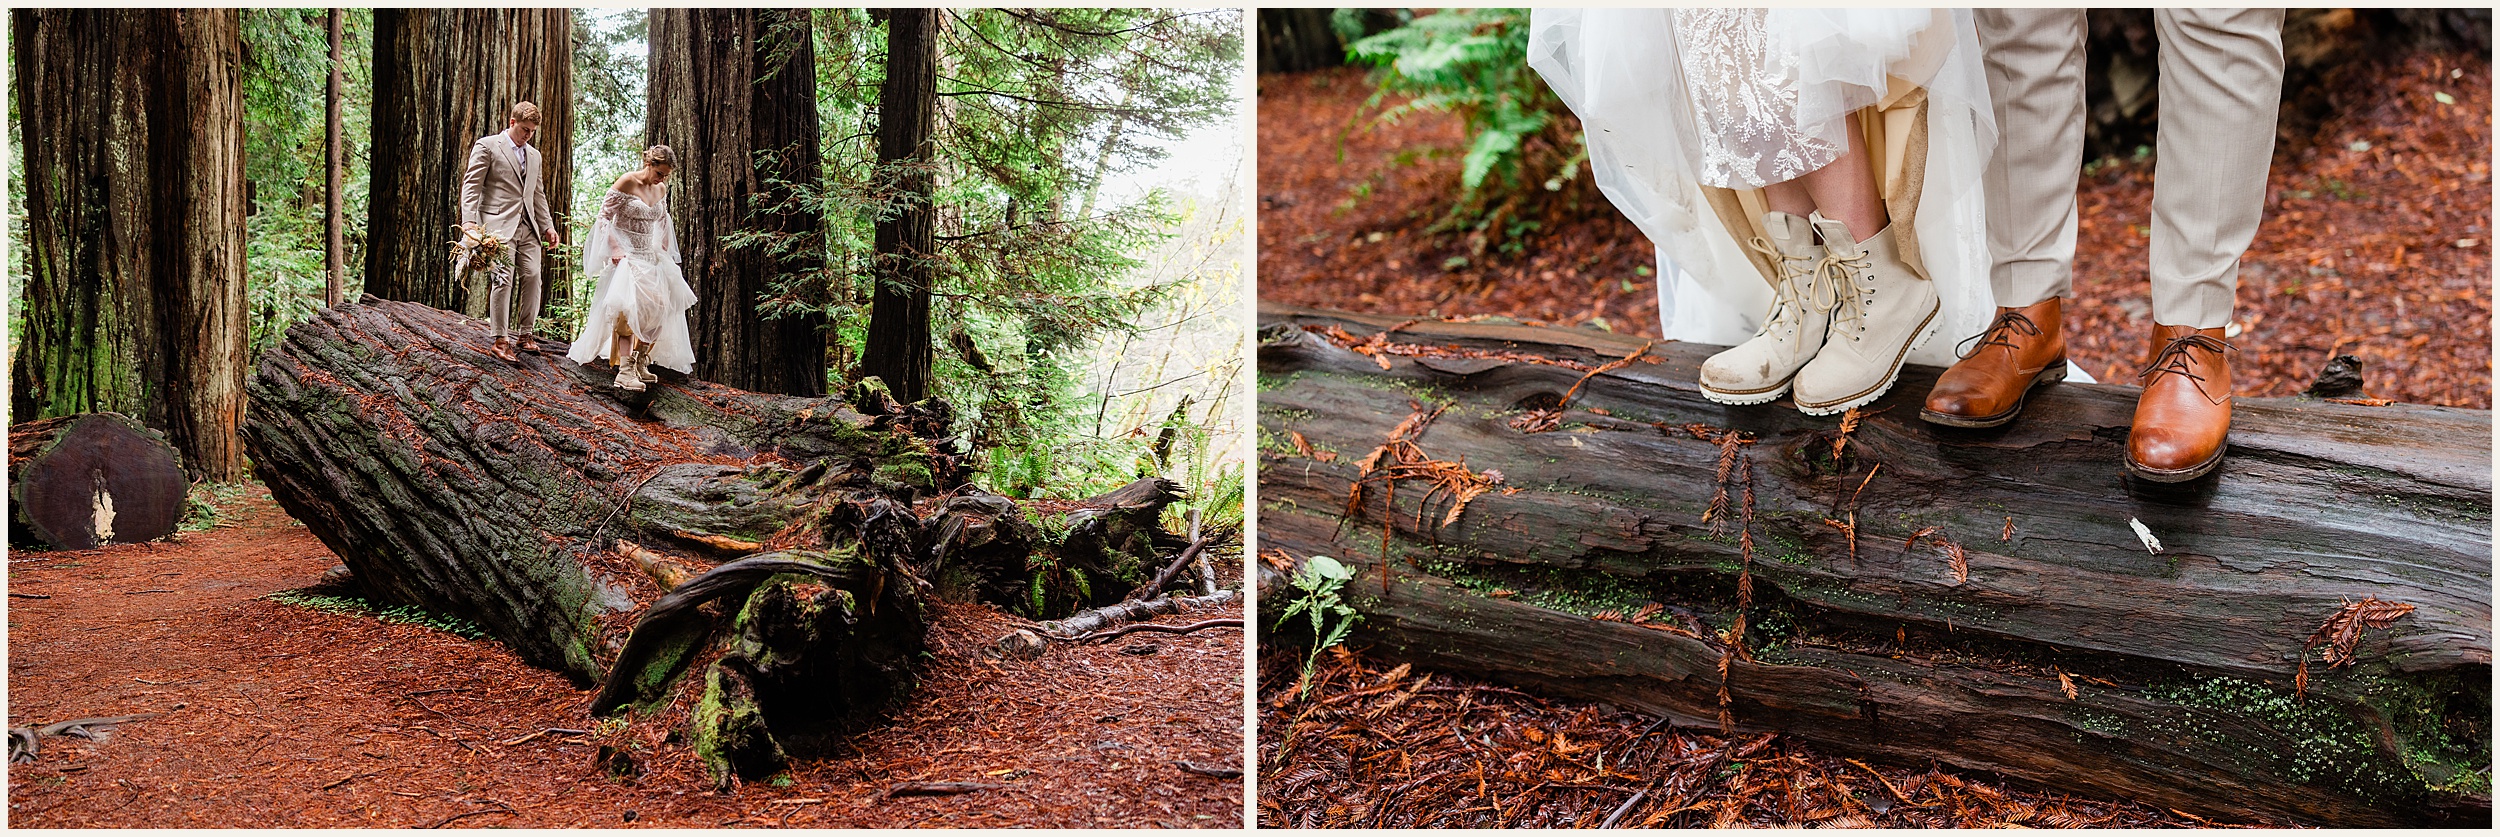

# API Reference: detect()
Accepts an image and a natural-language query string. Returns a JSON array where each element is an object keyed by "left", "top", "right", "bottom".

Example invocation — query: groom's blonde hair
[{"left": 507, "top": 102, "right": 542, "bottom": 125}]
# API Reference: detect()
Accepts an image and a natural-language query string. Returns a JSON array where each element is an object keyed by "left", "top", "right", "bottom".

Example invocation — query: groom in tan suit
[
  {"left": 461, "top": 101, "right": 560, "bottom": 362},
  {"left": 1923, "top": 10, "right": 2284, "bottom": 482}
]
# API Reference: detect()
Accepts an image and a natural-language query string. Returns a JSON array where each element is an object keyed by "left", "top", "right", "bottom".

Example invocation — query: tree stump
[
  {"left": 8, "top": 413, "right": 189, "bottom": 550},
  {"left": 1257, "top": 306, "right": 2490, "bottom": 827},
  {"left": 242, "top": 296, "right": 957, "bottom": 787}
]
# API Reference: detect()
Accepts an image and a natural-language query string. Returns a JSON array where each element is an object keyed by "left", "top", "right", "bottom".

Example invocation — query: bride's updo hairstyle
[{"left": 642, "top": 145, "right": 677, "bottom": 169}]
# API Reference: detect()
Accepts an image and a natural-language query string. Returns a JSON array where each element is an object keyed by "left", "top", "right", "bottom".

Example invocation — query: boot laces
[
  {"left": 1954, "top": 310, "right": 2042, "bottom": 360},
  {"left": 2137, "top": 333, "right": 2233, "bottom": 402},
  {"left": 1745, "top": 235, "right": 1825, "bottom": 332},
  {"left": 1816, "top": 249, "right": 1874, "bottom": 338}
]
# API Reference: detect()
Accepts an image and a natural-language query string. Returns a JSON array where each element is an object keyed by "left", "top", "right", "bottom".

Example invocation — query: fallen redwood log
[
  {"left": 1256, "top": 306, "right": 2490, "bottom": 827},
  {"left": 9, "top": 413, "right": 189, "bottom": 550},
  {"left": 240, "top": 296, "right": 980, "bottom": 787}
]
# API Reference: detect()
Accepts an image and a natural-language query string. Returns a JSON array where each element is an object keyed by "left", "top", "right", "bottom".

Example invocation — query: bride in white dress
[
  {"left": 1529, "top": 9, "right": 2045, "bottom": 415},
  {"left": 570, "top": 145, "right": 698, "bottom": 391}
]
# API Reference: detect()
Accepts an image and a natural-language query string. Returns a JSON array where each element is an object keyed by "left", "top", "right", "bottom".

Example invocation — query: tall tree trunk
[
  {"left": 864, "top": 8, "right": 939, "bottom": 404},
  {"left": 364, "top": 10, "right": 572, "bottom": 321},
  {"left": 12, "top": 9, "right": 251, "bottom": 482},
  {"left": 324, "top": 8, "right": 345, "bottom": 308},
  {"left": 646, "top": 9, "right": 829, "bottom": 397}
]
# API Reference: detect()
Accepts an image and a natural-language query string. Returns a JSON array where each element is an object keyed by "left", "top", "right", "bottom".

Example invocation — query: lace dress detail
[
  {"left": 569, "top": 186, "right": 698, "bottom": 373},
  {"left": 1672, "top": 8, "right": 1837, "bottom": 188}
]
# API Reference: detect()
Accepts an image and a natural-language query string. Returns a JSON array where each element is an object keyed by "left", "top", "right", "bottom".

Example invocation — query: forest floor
[
  {"left": 1259, "top": 47, "right": 2491, "bottom": 408},
  {"left": 1258, "top": 649, "right": 2264, "bottom": 828},
  {"left": 7, "top": 484, "right": 1245, "bottom": 828}
]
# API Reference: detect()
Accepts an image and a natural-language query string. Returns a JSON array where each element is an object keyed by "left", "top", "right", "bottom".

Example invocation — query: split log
[
  {"left": 1256, "top": 306, "right": 2491, "bottom": 827},
  {"left": 9, "top": 413, "right": 188, "bottom": 550},
  {"left": 241, "top": 296, "right": 959, "bottom": 787}
]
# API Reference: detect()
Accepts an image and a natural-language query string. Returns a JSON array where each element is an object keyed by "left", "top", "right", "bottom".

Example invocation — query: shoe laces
[
  {"left": 1815, "top": 249, "right": 1874, "bottom": 338},
  {"left": 1954, "top": 310, "right": 2042, "bottom": 360},
  {"left": 1745, "top": 235, "right": 1826, "bottom": 332},
  {"left": 2137, "top": 333, "right": 2233, "bottom": 402}
]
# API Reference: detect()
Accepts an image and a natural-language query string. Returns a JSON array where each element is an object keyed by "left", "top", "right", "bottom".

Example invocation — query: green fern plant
[
  {"left": 1277, "top": 554, "right": 1363, "bottom": 694},
  {"left": 1342, "top": 8, "right": 1585, "bottom": 244}
]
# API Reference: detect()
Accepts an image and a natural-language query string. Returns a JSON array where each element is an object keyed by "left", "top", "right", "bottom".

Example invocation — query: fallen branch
[
  {"left": 1127, "top": 536, "right": 1217, "bottom": 603},
  {"left": 426, "top": 804, "right": 516, "bottom": 829},
  {"left": 1076, "top": 618, "right": 1243, "bottom": 644},
  {"left": 1175, "top": 761, "right": 1242, "bottom": 779},
  {"left": 886, "top": 781, "right": 1002, "bottom": 798},
  {"left": 1031, "top": 589, "right": 1240, "bottom": 639}
]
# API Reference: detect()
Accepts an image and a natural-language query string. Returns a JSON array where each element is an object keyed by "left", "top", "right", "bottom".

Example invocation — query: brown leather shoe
[
  {"left": 513, "top": 333, "right": 541, "bottom": 355},
  {"left": 1921, "top": 298, "right": 2069, "bottom": 428},
  {"left": 490, "top": 336, "right": 520, "bottom": 363},
  {"left": 2125, "top": 324, "right": 2233, "bottom": 482}
]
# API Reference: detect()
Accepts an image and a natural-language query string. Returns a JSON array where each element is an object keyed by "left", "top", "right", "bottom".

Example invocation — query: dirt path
[{"left": 8, "top": 486, "right": 1244, "bottom": 827}]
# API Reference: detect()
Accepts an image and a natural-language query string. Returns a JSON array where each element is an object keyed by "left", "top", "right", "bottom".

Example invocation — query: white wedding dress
[
  {"left": 1527, "top": 8, "right": 2007, "bottom": 370},
  {"left": 569, "top": 185, "right": 697, "bottom": 373}
]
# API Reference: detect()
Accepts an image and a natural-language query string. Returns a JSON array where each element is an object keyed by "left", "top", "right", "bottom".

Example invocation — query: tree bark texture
[
  {"left": 364, "top": 10, "right": 573, "bottom": 319},
  {"left": 325, "top": 7, "right": 346, "bottom": 308},
  {"left": 1256, "top": 307, "right": 2491, "bottom": 827},
  {"left": 645, "top": 9, "right": 829, "bottom": 397},
  {"left": 11, "top": 9, "right": 251, "bottom": 482},
  {"left": 9, "top": 413, "right": 189, "bottom": 551},
  {"left": 241, "top": 297, "right": 950, "bottom": 786},
  {"left": 864, "top": 8, "right": 940, "bottom": 405}
]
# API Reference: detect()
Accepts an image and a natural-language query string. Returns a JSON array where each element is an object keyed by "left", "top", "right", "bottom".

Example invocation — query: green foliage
[
  {"left": 237, "top": 9, "right": 374, "bottom": 356},
  {"left": 736, "top": 10, "right": 1245, "bottom": 506},
  {"left": 179, "top": 481, "right": 249, "bottom": 532},
  {"left": 1342, "top": 9, "right": 1583, "bottom": 242},
  {"left": 1277, "top": 554, "right": 1362, "bottom": 693},
  {"left": 262, "top": 589, "right": 492, "bottom": 640}
]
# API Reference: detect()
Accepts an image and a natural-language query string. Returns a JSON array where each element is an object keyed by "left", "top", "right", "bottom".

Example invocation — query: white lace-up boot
[
  {"left": 632, "top": 344, "right": 658, "bottom": 383},
  {"left": 1698, "top": 211, "right": 1830, "bottom": 405},
  {"left": 1792, "top": 214, "right": 1938, "bottom": 416}
]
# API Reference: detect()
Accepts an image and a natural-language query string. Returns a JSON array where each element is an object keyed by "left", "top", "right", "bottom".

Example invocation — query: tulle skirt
[
  {"left": 1527, "top": 8, "right": 2001, "bottom": 369},
  {"left": 568, "top": 251, "right": 697, "bottom": 373}
]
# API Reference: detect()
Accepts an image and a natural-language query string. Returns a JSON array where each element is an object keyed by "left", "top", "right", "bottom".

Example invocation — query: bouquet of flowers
[{"left": 449, "top": 225, "right": 514, "bottom": 289}]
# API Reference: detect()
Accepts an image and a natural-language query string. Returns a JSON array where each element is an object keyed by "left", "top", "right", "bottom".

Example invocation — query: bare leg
[
  {"left": 1763, "top": 180, "right": 1815, "bottom": 218},
  {"left": 611, "top": 315, "right": 635, "bottom": 369},
  {"left": 1794, "top": 112, "right": 1889, "bottom": 243}
]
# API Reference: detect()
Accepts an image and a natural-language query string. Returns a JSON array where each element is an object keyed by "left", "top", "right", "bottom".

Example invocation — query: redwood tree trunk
[
  {"left": 11, "top": 9, "right": 251, "bottom": 482},
  {"left": 646, "top": 8, "right": 829, "bottom": 397},
  {"left": 1257, "top": 307, "right": 2492, "bottom": 828},
  {"left": 364, "top": 10, "right": 572, "bottom": 319},
  {"left": 864, "top": 8, "right": 939, "bottom": 405}
]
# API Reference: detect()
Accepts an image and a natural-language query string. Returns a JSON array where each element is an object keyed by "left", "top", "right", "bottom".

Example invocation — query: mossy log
[
  {"left": 9, "top": 412, "right": 190, "bottom": 550},
  {"left": 1256, "top": 306, "right": 2490, "bottom": 827},
  {"left": 922, "top": 477, "right": 1191, "bottom": 618},
  {"left": 241, "top": 296, "right": 960, "bottom": 787}
]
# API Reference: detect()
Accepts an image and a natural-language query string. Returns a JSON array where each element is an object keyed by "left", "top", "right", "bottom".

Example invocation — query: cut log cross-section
[
  {"left": 242, "top": 296, "right": 961, "bottom": 786},
  {"left": 9, "top": 412, "right": 189, "bottom": 550},
  {"left": 1256, "top": 306, "right": 2491, "bottom": 827}
]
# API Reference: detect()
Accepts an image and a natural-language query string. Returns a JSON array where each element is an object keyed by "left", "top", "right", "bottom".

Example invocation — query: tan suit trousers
[{"left": 1975, "top": 8, "right": 2284, "bottom": 330}]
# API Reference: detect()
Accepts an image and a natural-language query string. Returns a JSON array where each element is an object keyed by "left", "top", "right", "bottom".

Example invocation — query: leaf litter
[
  {"left": 1257, "top": 648, "right": 2270, "bottom": 828},
  {"left": 8, "top": 486, "right": 1244, "bottom": 827}
]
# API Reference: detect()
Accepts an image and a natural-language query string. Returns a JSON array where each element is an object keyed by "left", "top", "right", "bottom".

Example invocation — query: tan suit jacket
[{"left": 460, "top": 132, "right": 553, "bottom": 242}]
